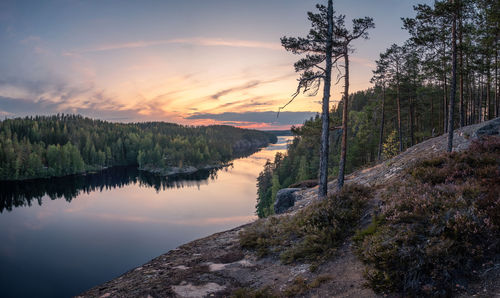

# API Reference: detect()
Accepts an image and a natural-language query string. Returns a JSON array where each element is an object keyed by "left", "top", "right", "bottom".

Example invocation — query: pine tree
[
  {"left": 270, "top": 172, "right": 281, "bottom": 214},
  {"left": 334, "top": 13, "right": 375, "bottom": 189},
  {"left": 297, "top": 155, "right": 310, "bottom": 182},
  {"left": 281, "top": 0, "right": 339, "bottom": 198}
]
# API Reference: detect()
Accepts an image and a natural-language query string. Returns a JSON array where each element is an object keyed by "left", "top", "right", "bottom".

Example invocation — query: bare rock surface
[{"left": 78, "top": 118, "right": 500, "bottom": 298}]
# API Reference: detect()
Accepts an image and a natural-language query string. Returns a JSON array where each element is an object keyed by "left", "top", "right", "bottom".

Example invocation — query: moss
[
  {"left": 282, "top": 276, "right": 309, "bottom": 297},
  {"left": 240, "top": 184, "right": 370, "bottom": 264},
  {"left": 282, "top": 275, "right": 332, "bottom": 297},
  {"left": 308, "top": 274, "right": 332, "bottom": 288},
  {"left": 231, "top": 286, "right": 277, "bottom": 298},
  {"left": 353, "top": 214, "right": 384, "bottom": 243}
]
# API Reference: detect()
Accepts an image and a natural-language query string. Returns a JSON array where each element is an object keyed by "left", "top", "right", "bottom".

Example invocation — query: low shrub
[
  {"left": 355, "top": 136, "right": 500, "bottom": 296},
  {"left": 231, "top": 286, "right": 277, "bottom": 298},
  {"left": 240, "top": 184, "right": 370, "bottom": 264},
  {"left": 282, "top": 275, "right": 332, "bottom": 296}
]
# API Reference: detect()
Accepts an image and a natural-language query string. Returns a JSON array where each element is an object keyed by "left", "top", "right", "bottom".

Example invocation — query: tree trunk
[
  {"left": 495, "top": 48, "right": 498, "bottom": 118},
  {"left": 377, "top": 84, "right": 385, "bottom": 161},
  {"left": 479, "top": 75, "right": 483, "bottom": 122},
  {"left": 318, "top": 0, "right": 333, "bottom": 199},
  {"left": 458, "top": 2, "right": 465, "bottom": 127},
  {"left": 409, "top": 97, "right": 414, "bottom": 147},
  {"left": 410, "top": 74, "right": 417, "bottom": 146},
  {"left": 396, "top": 71, "right": 403, "bottom": 152},
  {"left": 486, "top": 55, "right": 491, "bottom": 120},
  {"left": 465, "top": 55, "right": 470, "bottom": 125},
  {"left": 431, "top": 88, "right": 434, "bottom": 132},
  {"left": 337, "top": 47, "right": 349, "bottom": 190},
  {"left": 443, "top": 69, "right": 448, "bottom": 133},
  {"left": 472, "top": 74, "right": 477, "bottom": 123},
  {"left": 447, "top": 0, "right": 457, "bottom": 153}
]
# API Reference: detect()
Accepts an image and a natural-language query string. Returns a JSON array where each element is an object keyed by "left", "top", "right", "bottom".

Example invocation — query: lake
[{"left": 0, "top": 136, "right": 291, "bottom": 298}]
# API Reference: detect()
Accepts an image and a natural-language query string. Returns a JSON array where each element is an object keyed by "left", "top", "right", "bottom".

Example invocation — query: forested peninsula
[{"left": 0, "top": 114, "right": 277, "bottom": 181}]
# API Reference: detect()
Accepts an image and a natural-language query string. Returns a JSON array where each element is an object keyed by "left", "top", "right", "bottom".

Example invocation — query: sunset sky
[{"left": 0, "top": 0, "right": 430, "bottom": 129}]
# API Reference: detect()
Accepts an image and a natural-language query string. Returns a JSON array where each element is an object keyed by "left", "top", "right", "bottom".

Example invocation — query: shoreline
[
  {"left": 0, "top": 140, "right": 277, "bottom": 183},
  {"left": 138, "top": 162, "right": 232, "bottom": 177}
]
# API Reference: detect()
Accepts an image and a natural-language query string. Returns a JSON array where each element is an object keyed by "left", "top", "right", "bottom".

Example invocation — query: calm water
[{"left": 0, "top": 136, "right": 291, "bottom": 298}]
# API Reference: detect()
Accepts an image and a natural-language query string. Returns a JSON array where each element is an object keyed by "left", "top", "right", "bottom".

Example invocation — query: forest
[
  {"left": 256, "top": 0, "right": 498, "bottom": 217},
  {"left": 0, "top": 114, "right": 276, "bottom": 181}
]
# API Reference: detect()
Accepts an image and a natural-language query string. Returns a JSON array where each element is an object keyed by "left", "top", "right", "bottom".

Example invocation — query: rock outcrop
[
  {"left": 473, "top": 117, "right": 500, "bottom": 137},
  {"left": 274, "top": 188, "right": 301, "bottom": 214}
]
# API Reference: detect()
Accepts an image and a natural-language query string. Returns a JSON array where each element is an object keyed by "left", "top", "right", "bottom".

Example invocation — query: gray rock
[
  {"left": 274, "top": 188, "right": 301, "bottom": 214},
  {"left": 473, "top": 117, "right": 500, "bottom": 138}
]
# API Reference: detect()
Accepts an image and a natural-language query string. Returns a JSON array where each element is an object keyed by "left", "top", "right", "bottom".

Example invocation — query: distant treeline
[
  {"left": 0, "top": 114, "right": 276, "bottom": 180},
  {"left": 264, "top": 130, "right": 294, "bottom": 136}
]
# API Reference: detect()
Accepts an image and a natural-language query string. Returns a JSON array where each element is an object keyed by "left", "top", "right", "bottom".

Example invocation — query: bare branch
[
  {"left": 335, "top": 74, "right": 346, "bottom": 85},
  {"left": 314, "top": 64, "right": 326, "bottom": 72},
  {"left": 277, "top": 74, "right": 324, "bottom": 118}
]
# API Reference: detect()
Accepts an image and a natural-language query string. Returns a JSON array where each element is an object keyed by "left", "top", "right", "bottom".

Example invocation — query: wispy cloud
[
  {"left": 211, "top": 80, "right": 261, "bottom": 100},
  {"left": 71, "top": 37, "right": 282, "bottom": 54},
  {"left": 214, "top": 97, "right": 269, "bottom": 110},
  {"left": 187, "top": 111, "right": 317, "bottom": 126},
  {"left": 209, "top": 73, "right": 296, "bottom": 101}
]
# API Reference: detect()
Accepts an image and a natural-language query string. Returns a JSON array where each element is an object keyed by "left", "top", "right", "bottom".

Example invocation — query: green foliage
[
  {"left": 256, "top": 161, "right": 275, "bottom": 218},
  {"left": 296, "top": 156, "right": 309, "bottom": 182},
  {"left": 354, "top": 137, "right": 500, "bottom": 296},
  {"left": 0, "top": 114, "right": 276, "bottom": 180},
  {"left": 270, "top": 172, "right": 281, "bottom": 214},
  {"left": 382, "top": 130, "right": 399, "bottom": 160},
  {"left": 241, "top": 184, "right": 370, "bottom": 264}
]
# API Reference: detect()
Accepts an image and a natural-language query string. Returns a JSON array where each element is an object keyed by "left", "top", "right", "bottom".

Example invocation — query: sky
[{"left": 0, "top": 0, "right": 431, "bottom": 129}]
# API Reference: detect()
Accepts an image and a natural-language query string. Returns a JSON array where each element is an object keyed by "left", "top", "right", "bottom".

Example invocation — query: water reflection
[
  {"left": 0, "top": 136, "right": 293, "bottom": 298},
  {"left": 0, "top": 166, "right": 225, "bottom": 213}
]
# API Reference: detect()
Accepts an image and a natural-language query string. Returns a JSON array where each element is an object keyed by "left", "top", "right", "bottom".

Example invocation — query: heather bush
[
  {"left": 355, "top": 137, "right": 500, "bottom": 296},
  {"left": 240, "top": 184, "right": 370, "bottom": 264}
]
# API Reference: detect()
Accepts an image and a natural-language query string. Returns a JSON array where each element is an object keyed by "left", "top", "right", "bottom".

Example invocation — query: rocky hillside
[{"left": 78, "top": 118, "right": 500, "bottom": 298}]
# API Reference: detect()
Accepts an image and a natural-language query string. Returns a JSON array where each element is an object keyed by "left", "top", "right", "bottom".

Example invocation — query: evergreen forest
[{"left": 0, "top": 114, "right": 276, "bottom": 180}]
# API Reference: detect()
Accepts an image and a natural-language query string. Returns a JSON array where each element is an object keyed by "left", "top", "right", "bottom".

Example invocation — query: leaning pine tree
[{"left": 280, "top": 0, "right": 339, "bottom": 198}]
